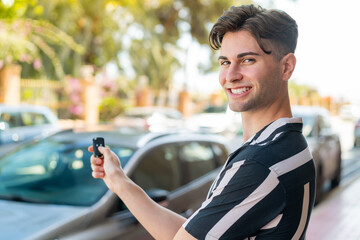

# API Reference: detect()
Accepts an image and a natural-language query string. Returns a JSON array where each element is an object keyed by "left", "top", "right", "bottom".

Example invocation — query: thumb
[{"left": 98, "top": 146, "right": 110, "bottom": 157}]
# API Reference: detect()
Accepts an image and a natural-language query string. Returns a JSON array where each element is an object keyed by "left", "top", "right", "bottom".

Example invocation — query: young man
[{"left": 90, "top": 5, "right": 316, "bottom": 240}]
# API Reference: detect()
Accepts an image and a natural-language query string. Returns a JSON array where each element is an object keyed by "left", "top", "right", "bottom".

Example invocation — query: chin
[{"left": 228, "top": 104, "right": 244, "bottom": 113}]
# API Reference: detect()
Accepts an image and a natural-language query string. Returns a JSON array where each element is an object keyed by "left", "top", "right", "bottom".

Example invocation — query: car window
[
  {"left": 21, "top": 112, "right": 50, "bottom": 126},
  {"left": 212, "top": 143, "right": 228, "bottom": 166},
  {"left": 180, "top": 142, "right": 216, "bottom": 183},
  {"left": 297, "top": 115, "right": 314, "bottom": 137},
  {"left": 131, "top": 145, "right": 182, "bottom": 192},
  {"left": 0, "top": 112, "right": 21, "bottom": 128},
  {"left": 319, "top": 113, "right": 331, "bottom": 130}
]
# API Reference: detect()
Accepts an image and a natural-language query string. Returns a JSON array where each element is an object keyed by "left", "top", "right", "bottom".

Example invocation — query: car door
[
  {"left": 0, "top": 111, "right": 25, "bottom": 144},
  {"left": 317, "top": 114, "right": 340, "bottom": 179},
  {"left": 19, "top": 111, "right": 54, "bottom": 141},
  {"left": 172, "top": 141, "right": 225, "bottom": 215},
  {"left": 128, "top": 141, "right": 226, "bottom": 237}
]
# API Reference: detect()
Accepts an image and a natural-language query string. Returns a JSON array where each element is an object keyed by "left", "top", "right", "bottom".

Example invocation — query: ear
[{"left": 281, "top": 53, "right": 296, "bottom": 81}]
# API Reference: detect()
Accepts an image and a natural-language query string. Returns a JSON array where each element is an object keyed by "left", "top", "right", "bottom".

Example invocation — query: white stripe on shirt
[
  {"left": 183, "top": 160, "right": 246, "bottom": 228},
  {"left": 292, "top": 183, "right": 310, "bottom": 240},
  {"left": 270, "top": 147, "right": 313, "bottom": 176},
  {"left": 251, "top": 118, "right": 302, "bottom": 145},
  {"left": 205, "top": 171, "right": 280, "bottom": 239}
]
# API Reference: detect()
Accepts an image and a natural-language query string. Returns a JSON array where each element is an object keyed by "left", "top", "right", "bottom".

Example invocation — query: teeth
[{"left": 231, "top": 87, "right": 251, "bottom": 94}]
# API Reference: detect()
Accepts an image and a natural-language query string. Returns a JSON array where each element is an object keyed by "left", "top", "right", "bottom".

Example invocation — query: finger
[
  {"left": 91, "top": 157, "right": 103, "bottom": 166},
  {"left": 98, "top": 146, "right": 113, "bottom": 159},
  {"left": 91, "top": 165, "right": 104, "bottom": 172},
  {"left": 92, "top": 171, "right": 105, "bottom": 178},
  {"left": 98, "top": 146, "right": 106, "bottom": 153},
  {"left": 88, "top": 146, "right": 94, "bottom": 152}
]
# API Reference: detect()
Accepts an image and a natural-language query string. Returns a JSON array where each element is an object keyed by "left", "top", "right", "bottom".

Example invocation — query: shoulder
[
  {"left": 248, "top": 129, "right": 308, "bottom": 168},
  {"left": 212, "top": 158, "right": 283, "bottom": 199}
]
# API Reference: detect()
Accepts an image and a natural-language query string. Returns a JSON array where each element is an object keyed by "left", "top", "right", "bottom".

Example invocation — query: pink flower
[
  {"left": 20, "top": 54, "right": 28, "bottom": 62},
  {"left": 33, "top": 58, "right": 42, "bottom": 70},
  {"left": 69, "top": 78, "right": 82, "bottom": 92},
  {"left": 70, "top": 105, "right": 83, "bottom": 116},
  {"left": 70, "top": 94, "right": 81, "bottom": 102}
]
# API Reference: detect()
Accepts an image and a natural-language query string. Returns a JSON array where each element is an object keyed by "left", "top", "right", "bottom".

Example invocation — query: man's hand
[{"left": 88, "top": 145, "right": 125, "bottom": 193}]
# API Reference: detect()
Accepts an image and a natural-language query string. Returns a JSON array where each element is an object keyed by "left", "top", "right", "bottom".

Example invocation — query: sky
[
  {"left": 274, "top": 0, "right": 360, "bottom": 104},
  {"left": 178, "top": 0, "right": 360, "bottom": 104}
]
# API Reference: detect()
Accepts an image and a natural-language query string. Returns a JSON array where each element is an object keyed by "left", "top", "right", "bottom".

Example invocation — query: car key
[{"left": 93, "top": 137, "right": 105, "bottom": 158}]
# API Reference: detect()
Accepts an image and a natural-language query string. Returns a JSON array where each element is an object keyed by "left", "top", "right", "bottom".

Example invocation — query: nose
[{"left": 225, "top": 64, "right": 243, "bottom": 83}]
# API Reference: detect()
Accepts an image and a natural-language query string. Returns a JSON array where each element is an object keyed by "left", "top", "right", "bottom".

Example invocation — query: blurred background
[
  {"left": 1, "top": 0, "right": 359, "bottom": 126},
  {"left": 1, "top": 0, "right": 360, "bottom": 239}
]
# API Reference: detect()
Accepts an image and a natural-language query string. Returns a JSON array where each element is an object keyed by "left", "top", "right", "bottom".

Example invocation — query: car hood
[{"left": 0, "top": 199, "right": 86, "bottom": 240}]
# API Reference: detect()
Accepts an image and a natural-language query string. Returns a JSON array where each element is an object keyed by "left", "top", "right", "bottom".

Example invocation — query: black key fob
[{"left": 93, "top": 137, "right": 105, "bottom": 158}]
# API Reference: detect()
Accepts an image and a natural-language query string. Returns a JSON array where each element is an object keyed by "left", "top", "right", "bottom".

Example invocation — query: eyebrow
[{"left": 218, "top": 52, "right": 260, "bottom": 60}]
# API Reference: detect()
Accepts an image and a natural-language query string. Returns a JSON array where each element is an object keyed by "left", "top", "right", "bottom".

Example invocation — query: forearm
[{"left": 114, "top": 174, "right": 187, "bottom": 240}]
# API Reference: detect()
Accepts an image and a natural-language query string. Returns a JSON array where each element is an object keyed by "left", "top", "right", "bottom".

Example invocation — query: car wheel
[
  {"left": 331, "top": 152, "right": 342, "bottom": 188},
  {"left": 315, "top": 165, "right": 323, "bottom": 205}
]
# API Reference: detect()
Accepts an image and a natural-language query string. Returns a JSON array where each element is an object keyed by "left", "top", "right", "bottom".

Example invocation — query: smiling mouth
[{"left": 230, "top": 87, "right": 251, "bottom": 94}]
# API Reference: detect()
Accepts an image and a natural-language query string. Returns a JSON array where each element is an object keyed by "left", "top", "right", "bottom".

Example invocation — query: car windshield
[
  {"left": 293, "top": 114, "right": 315, "bottom": 137},
  {"left": 0, "top": 139, "right": 134, "bottom": 206}
]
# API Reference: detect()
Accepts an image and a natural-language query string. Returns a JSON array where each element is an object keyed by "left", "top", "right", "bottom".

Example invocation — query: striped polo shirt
[{"left": 183, "top": 117, "right": 316, "bottom": 240}]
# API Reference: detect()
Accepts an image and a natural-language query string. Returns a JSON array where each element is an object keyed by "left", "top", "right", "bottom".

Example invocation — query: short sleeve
[{"left": 183, "top": 160, "right": 286, "bottom": 239}]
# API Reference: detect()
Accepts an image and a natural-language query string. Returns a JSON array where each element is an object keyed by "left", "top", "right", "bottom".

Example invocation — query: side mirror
[{"left": 0, "top": 121, "right": 10, "bottom": 130}]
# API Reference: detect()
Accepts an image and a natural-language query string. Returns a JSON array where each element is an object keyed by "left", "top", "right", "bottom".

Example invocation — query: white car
[
  {"left": 185, "top": 105, "right": 242, "bottom": 137},
  {"left": 114, "top": 106, "right": 185, "bottom": 132},
  {"left": 0, "top": 104, "right": 60, "bottom": 153}
]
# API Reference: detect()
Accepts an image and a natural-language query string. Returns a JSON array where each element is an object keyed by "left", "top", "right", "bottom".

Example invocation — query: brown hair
[{"left": 209, "top": 5, "right": 298, "bottom": 60}]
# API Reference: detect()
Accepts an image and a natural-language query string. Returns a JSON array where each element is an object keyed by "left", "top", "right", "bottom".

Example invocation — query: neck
[{"left": 241, "top": 100, "right": 292, "bottom": 142}]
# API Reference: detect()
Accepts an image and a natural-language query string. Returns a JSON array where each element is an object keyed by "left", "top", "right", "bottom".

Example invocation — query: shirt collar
[{"left": 248, "top": 117, "right": 303, "bottom": 145}]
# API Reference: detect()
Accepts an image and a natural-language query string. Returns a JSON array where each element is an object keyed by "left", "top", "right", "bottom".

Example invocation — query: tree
[
  {"left": 7, "top": 0, "right": 127, "bottom": 79},
  {"left": 0, "top": 1, "right": 84, "bottom": 79},
  {"left": 119, "top": 0, "right": 250, "bottom": 101}
]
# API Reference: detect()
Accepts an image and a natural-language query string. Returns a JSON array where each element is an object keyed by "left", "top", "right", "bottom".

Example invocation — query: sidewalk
[{"left": 307, "top": 176, "right": 360, "bottom": 240}]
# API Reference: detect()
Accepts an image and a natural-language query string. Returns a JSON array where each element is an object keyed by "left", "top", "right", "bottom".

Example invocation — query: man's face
[{"left": 218, "top": 30, "right": 286, "bottom": 113}]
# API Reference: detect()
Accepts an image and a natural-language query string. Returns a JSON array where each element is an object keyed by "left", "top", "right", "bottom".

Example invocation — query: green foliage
[
  {"left": 2, "top": 0, "right": 256, "bottom": 89},
  {"left": 120, "top": 0, "right": 244, "bottom": 95},
  {"left": 289, "top": 81, "right": 318, "bottom": 98},
  {"left": 0, "top": 18, "right": 84, "bottom": 78},
  {"left": 0, "top": 0, "right": 29, "bottom": 18},
  {"left": 0, "top": 0, "right": 124, "bottom": 79},
  {"left": 99, "top": 96, "right": 126, "bottom": 122}
]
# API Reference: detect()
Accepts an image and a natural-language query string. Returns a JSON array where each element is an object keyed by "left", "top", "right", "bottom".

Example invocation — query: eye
[
  {"left": 220, "top": 60, "right": 230, "bottom": 66},
  {"left": 242, "top": 58, "right": 255, "bottom": 64}
]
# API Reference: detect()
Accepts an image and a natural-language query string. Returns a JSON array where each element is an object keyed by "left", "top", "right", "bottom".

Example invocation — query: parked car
[
  {"left": 339, "top": 104, "right": 360, "bottom": 121},
  {"left": 0, "top": 104, "right": 60, "bottom": 149},
  {"left": 185, "top": 105, "right": 242, "bottom": 137},
  {"left": 114, "top": 106, "right": 185, "bottom": 132},
  {"left": 354, "top": 118, "right": 360, "bottom": 147},
  {"left": 292, "top": 105, "right": 342, "bottom": 203},
  {"left": 0, "top": 125, "right": 229, "bottom": 240}
]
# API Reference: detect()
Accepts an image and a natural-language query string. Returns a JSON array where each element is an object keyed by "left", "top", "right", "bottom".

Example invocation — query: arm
[{"left": 89, "top": 146, "right": 194, "bottom": 240}]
